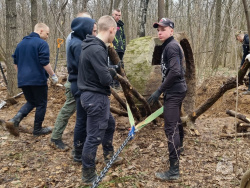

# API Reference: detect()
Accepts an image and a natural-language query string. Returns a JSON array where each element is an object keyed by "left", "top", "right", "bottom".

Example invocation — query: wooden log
[
  {"left": 108, "top": 45, "right": 142, "bottom": 120},
  {"left": 226, "top": 110, "right": 250, "bottom": 123},
  {"left": 110, "top": 87, "right": 127, "bottom": 111},
  {"left": 220, "top": 132, "right": 250, "bottom": 138},
  {"left": 236, "top": 122, "right": 250, "bottom": 132},
  {"left": 110, "top": 106, "right": 128, "bottom": 116}
]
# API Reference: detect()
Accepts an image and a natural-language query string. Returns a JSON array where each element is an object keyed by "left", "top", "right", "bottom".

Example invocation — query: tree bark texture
[
  {"left": 158, "top": 0, "right": 164, "bottom": 21},
  {"left": 138, "top": 0, "right": 149, "bottom": 37},
  {"left": 5, "top": 0, "right": 19, "bottom": 96},
  {"left": 110, "top": 106, "right": 128, "bottom": 116},
  {"left": 226, "top": 110, "right": 250, "bottom": 123},
  {"left": 31, "top": 0, "right": 38, "bottom": 31}
]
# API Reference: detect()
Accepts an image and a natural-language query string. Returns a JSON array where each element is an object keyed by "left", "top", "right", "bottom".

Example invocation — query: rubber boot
[
  {"left": 82, "top": 167, "right": 97, "bottom": 185},
  {"left": 155, "top": 159, "right": 180, "bottom": 181},
  {"left": 5, "top": 112, "right": 25, "bottom": 137},
  {"left": 71, "top": 146, "right": 82, "bottom": 163},
  {"left": 33, "top": 122, "right": 52, "bottom": 136},
  {"left": 103, "top": 151, "right": 123, "bottom": 165}
]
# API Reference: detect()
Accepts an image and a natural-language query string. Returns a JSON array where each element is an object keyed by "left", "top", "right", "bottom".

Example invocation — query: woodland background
[{"left": 0, "top": 0, "right": 249, "bottom": 96}]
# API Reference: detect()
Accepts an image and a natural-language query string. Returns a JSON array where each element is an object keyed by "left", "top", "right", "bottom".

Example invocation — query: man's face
[
  {"left": 236, "top": 35, "right": 243, "bottom": 43},
  {"left": 92, "top": 24, "right": 97, "bottom": 36},
  {"left": 112, "top": 11, "right": 121, "bottom": 22},
  {"left": 157, "top": 26, "right": 173, "bottom": 41},
  {"left": 40, "top": 28, "right": 49, "bottom": 40}
]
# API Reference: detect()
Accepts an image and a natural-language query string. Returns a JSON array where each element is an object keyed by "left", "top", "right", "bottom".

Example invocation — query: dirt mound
[{"left": 196, "top": 76, "right": 250, "bottom": 118}]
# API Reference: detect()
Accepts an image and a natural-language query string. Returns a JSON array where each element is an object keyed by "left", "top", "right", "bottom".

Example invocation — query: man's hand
[
  {"left": 51, "top": 74, "right": 58, "bottom": 84},
  {"left": 147, "top": 90, "right": 161, "bottom": 105},
  {"left": 109, "top": 68, "right": 117, "bottom": 79},
  {"left": 246, "top": 54, "right": 250, "bottom": 62}
]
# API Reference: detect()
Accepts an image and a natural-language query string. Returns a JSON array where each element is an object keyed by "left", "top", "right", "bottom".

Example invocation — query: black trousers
[
  {"left": 80, "top": 91, "right": 115, "bottom": 168},
  {"left": 19, "top": 85, "right": 48, "bottom": 123},
  {"left": 163, "top": 92, "right": 186, "bottom": 160}
]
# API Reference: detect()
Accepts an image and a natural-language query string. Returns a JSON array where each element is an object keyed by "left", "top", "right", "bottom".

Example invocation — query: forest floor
[{"left": 0, "top": 70, "right": 250, "bottom": 188}]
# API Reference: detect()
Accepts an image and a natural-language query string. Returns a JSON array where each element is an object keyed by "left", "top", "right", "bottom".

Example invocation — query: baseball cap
[{"left": 153, "top": 18, "right": 174, "bottom": 29}]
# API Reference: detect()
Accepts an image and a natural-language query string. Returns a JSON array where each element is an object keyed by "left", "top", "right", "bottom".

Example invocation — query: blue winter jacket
[
  {"left": 12, "top": 32, "right": 50, "bottom": 88},
  {"left": 241, "top": 34, "right": 249, "bottom": 67},
  {"left": 67, "top": 17, "right": 95, "bottom": 84}
]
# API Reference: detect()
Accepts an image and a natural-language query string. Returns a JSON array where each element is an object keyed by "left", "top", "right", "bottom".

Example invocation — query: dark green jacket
[{"left": 112, "top": 20, "right": 126, "bottom": 53}]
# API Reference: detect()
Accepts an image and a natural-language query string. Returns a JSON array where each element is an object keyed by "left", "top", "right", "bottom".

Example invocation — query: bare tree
[
  {"left": 165, "top": 0, "right": 170, "bottom": 18},
  {"left": 30, "top": 0, "right": 37, "bottom": 30},
  {"left": 212, "top": 0, "right": 222, "bottom": 69},
  {"left": 114, "top": 0, "right": 121, "bottom": 9},
  {"left": 158, "top": 0, "right": 164, "bottom": 21},
  {"left": 138, "top": 0, "right": 149, "bottom": 37},
  {"left": 109, "top": 0, "right": 114, "bottom": 15},
  {"left": 73, "top": 0, "right": 78, "bottom": 17},
  {"left": 5, "top": 0, "right": 19, "bottom": 96}
]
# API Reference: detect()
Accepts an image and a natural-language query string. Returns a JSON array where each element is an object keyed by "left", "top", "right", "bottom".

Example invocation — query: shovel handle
[{"left": 57, "top": 38, "right": 64, "bottom": 48}]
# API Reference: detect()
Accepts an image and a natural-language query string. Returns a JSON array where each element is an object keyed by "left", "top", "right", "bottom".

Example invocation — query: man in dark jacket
[
  {"left": 6, "top": 23, "right": 58, "bottom": 137},
  {"left": 148, "top": 18, "right": 187, "bottom": 181},
  {"left": 78, "top": 15, "right": 122, "bottom": 185},
  {"left": 236, "top": 31, "right": 250, "bottom": 94},
  {"left": 67, "top": 17, "right": 97, "bottom": 162},
  {"left": 110, "top": 9, "right": 126, "bottom": 89}
]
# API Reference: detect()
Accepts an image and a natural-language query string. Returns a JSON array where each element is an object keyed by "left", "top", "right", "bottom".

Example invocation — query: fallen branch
[
  {"left": 220, "top": 132, "right": 250, "bottom": 138},
  {"left": 110, "top": 106, "right": 128, "bottom": 116},
  {"left": 226, "top": 110, "right": 250, "bottom": 123},
  {"left": 110, "top": 87, "right": 127, "bottom": 111}
]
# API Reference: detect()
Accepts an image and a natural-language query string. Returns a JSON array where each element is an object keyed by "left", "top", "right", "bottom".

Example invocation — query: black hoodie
[
  {"left": 78, "top": 35, "right": 113, "bottom": 95},
  {"left": 67, "top": 17, "right": 95, "bottom": 83}
]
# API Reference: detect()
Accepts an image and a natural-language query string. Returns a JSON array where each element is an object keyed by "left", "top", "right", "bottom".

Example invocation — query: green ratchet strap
[
  {"left": 135, "top": 106, "right": 163, "bottom": 131},
  {"left": 126, "top": 102, "right": 135, "bottom": 127}
]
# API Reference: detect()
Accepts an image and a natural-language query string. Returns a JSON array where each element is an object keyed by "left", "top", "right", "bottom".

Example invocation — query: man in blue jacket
[
  {"left": 236, "top": 31, "right": 250, "bottom": 94},
  {"left": 67, "top": 17, "right": 97, "bottom": 162},
  {"left": 6, "top": 23, "right": 58, "bottom": 137}
]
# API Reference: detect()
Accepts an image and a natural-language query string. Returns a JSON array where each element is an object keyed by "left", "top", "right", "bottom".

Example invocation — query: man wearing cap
[
  {"left": 236, "top": 31, "right": 250, "bottom": 94},
  {"left": 147, "top": 18, "right": 187, "bottom": 181}
]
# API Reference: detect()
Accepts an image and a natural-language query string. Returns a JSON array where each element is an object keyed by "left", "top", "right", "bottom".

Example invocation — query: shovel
[{"left": 54, "top": 38, "right": 64, "bottom": 73}]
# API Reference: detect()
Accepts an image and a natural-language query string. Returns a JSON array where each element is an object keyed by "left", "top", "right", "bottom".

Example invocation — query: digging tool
[
  {"left": 0, "top": 62, "right": 7, "bottom": 86},
  {"left": 91, "top": 103, "right": 163, "bottom": 188},
  {"left": 54, "top": 38, "right": 64, "bottom": 73}
]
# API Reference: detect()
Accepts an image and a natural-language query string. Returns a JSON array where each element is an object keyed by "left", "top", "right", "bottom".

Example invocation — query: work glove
[
  {"left": 51, "top": 74, "right": 58, "bottom": 84},
  {"left": 114, "top": 60, "right": 124, "bottom": 72},
  {"left": 147, "top": 90, "right": 162, "bottom": 105},
  {"left": 246, "top": 54, "right": 250, "bottom": 62},
  {"left": 109, "top": 68, "right": 117, "bottom": 79}
]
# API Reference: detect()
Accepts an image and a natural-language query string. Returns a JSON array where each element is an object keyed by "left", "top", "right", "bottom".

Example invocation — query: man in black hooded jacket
[{"left": 67, "top": 17, "right": 97, "bottom": 162}]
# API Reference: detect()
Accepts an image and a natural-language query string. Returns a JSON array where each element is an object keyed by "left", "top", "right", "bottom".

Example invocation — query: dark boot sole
[{"left": 5, "top": 121, "right": 19, "bottom": 137}]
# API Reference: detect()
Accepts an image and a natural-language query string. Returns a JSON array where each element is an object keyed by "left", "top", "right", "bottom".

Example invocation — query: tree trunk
[
  {"left": 73, "top": 0, "right": 78, "bottom": 17},
  {"left": 114, "top": 0, "right": 121, "bottom": 9},
  {"left": 123, "top": 0, "right": 129, "bottom": 44},
  {"left": 211, "top": 0, "right": 222, "bottom": 69},
  {"left": 158, "top": 0, "right": 164, "bottom": 21},
  {"left": 110, "top": 106, "right": 128, "bottom": 116},
  {"left": 81, "top": 0, "right": 89, "bottom": 11},
  {"left": 138, "top": 0, "right": 149, "bottom": 37},
  {"left": 5, "top": 0, "right": 19, "bottom": 97},
  {"left": 42, "top": 0, "right": 48, "bottom": 22},
  {"left": 30, "top": 0, "right": 37, "bottom": 31},
  {"left": 165, "top": 0, "right": 170, "bottom": 18},
  {"left": 109, "top": 0, "right": 113, "bottom": 15}
]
